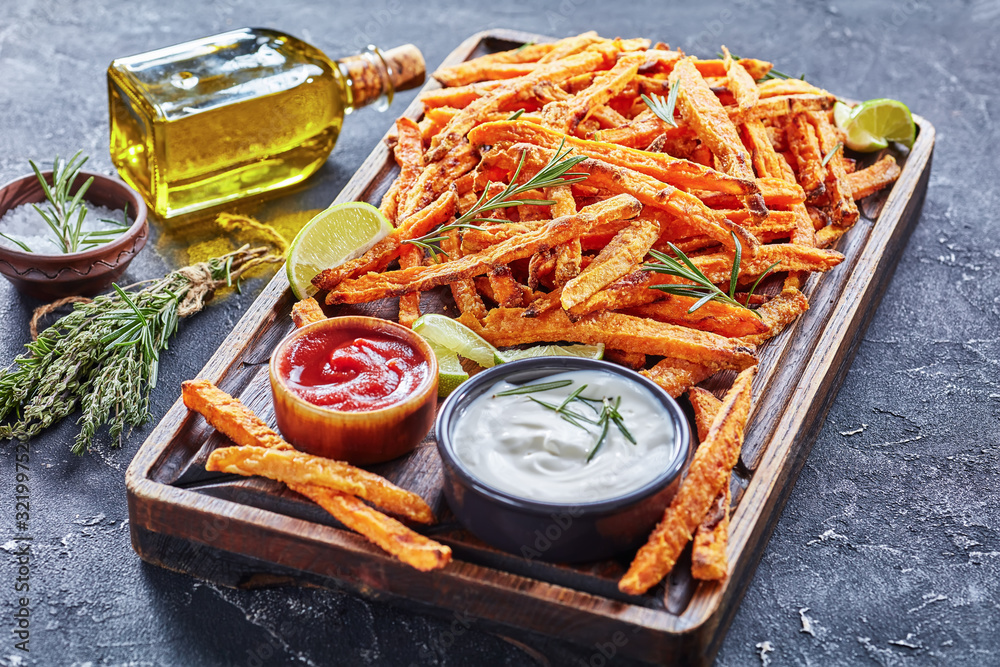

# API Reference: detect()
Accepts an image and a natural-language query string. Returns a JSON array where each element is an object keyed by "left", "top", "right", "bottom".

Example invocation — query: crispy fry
[
  {"left": 688, "top": 386, "right": 722, "bottom": 442},
  {"left": 399, "top": 140, "right": 477, "bottom": 219},
  {"left": 291, "top": 297, "right": 326, "bottom": 328},
  {"left": 741, "top": 93, "right": 836, "bottom": 121},
  {"left": 569, "top": 243, "right": 842, "bottom": 318},
  {"left": 182, "top": 380, "right": 448, "bottom": 570},
  {"left": 691, "top": 484, "right": 731, "bottom": 581},
  {"left": 546, "top": 184, "right": 583, "bottom": 286},
  {"left": 624, "top": 296, "right": 769, "bottom": 338},
  {"left": 787, "top": 113, "right": 827, "bottom": 201},
  {"left": 561, "top": 217, "right": 660, "bottom": 316},
  {"left": 420, "top": 80, "right": 504, "bottom": 109},
  {"left": 426, "top": 49, "right": 609, "bottom": 164},
  {"left": 326, "top": 195, "right": 642, "bottom": 304},
  {"left": 182, "top": 379, "right": 292, "bottom": 452},
  {"left": 620, "top": 366, "right": 756, "bottom": 595},
  {"left": 812, "top": 111, "right": 860, "bottom": 227},
  {"left": 536, "top": 31, "right": 602, "bottom": 63},
  {"left": 686, "top": 386, "right": 729, "bottom": 581},
  {"left": 756, "top": 78, "right": 823, "bottom": 98},
  {"left": 380, "top": 117, "right": 425, "bottom": 224},
  {"left": 290, "top": 484, "right": 451, "bottom": 571},
  {"left": 488, "top": 264, "right": 527, "bottom": 308},
  {"left": 738, "top": 287, "right": 810, "bottom": 346},
  {"left": 207, "top": 445, "right": 435, "bottom": 525},
  {"left": 479, "top": 307, "right": 758, "bottom": 371},
  {"left": 641, "top": 357, "right": 715, "bottom": 397},
  {"left": 671, "top": 58, "right": 766, "bottom": 219},
  {"left": 481, "top": 144, "right": 758, "bottom": 254},
  {"left": 722, "top": 46, "right": 759, "bottom": 120},
  {"left": 397, "top": 244, "right": 423, "bottom": 327},
  {"left": 440, "top": 230, "right": 488, "bottom": 321},
  {"left": 312, "top": 190, "right": 457, "bottom": 293},
  {"left": 434, "top": 61, "right": 537, "bottom": 87},
  {"left": 603, "top": 348, "right": 646, "bottom": 369},
  {"left": 693, "top": 58, "right": 772, "bottom": 80},
  {"left": 469, "top": 120, "right": 756, "bottom": 196},
  {"left": 845, "top": 154, "right": 901, "bottom": 200},
  {"left": 542, "top": 52, "right": 645, "bottom": 133}
]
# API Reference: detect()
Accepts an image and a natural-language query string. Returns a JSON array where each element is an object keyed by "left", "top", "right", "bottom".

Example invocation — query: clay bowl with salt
[{"left": 0, "top": 171, "right": 148, "bottom": 300}]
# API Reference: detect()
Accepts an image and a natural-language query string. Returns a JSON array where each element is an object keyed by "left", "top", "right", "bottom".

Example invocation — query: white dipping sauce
[{"left": 451, "top": 370, "right": 678, "bottom": 503}]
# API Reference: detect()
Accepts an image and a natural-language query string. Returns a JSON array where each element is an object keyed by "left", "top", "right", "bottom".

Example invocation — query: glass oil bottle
[{"left": 107, "top": 28, "right": 424, "bottom": 218}]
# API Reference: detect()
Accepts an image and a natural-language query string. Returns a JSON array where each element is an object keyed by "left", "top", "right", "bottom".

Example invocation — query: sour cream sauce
[{"left": 451, "top": 370, "right": 678, "bottom": 503}]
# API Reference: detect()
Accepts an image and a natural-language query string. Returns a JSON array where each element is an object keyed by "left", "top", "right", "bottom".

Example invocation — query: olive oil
[{"left": 108, "top": 28, "right": 423, "bottom": 218}]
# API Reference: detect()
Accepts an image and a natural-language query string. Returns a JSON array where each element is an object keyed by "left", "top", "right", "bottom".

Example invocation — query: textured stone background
[{"left": 0, "top": 0, "right": 996, "bottom": 665}]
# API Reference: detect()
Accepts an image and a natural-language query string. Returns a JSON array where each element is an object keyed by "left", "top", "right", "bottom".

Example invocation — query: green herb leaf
[
  {"left": 641, "top": 79, "right": 680, "bottom": 128},
  {"left": 494, "top": 379, "right": 573, "bottom": 396},
  {"left": 820, "top": 141, "right": 843, "bottom": 168}
]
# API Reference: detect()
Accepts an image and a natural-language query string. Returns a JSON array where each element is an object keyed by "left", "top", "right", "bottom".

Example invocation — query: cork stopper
[{"left": 338, "top": 44, "right": 425, "bottom": 111}]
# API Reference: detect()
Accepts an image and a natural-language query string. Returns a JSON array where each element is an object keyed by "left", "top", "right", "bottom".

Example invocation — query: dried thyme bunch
[{"left": 0, "top": 245, "right": 280, "bottom": 454}]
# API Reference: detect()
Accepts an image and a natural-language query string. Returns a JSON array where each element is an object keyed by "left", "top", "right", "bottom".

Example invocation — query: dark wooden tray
[{"left": 125, "top": 28, "right": 935, "bottom": 665}]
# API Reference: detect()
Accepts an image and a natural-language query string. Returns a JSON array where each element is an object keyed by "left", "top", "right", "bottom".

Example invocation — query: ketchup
[{"left": 278, "top": 327, "right": 429, "bottom": 411}]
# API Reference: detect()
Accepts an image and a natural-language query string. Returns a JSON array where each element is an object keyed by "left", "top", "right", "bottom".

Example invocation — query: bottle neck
[
  {"left": 338, "top": 46, "right": 394, "bottom": 113},
  {"left": 336, "top": 43, "right": 425, "bottom": 114}
]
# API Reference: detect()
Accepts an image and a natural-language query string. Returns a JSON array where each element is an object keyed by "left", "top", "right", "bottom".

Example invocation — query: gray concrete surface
[{"left": 0, "top": 0, "right": 996, "bottom": 664}]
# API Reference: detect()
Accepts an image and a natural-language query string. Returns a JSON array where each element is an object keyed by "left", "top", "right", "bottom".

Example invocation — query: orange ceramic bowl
[{"left": 269, "top": 316, "right": 438, "bottom": 465}]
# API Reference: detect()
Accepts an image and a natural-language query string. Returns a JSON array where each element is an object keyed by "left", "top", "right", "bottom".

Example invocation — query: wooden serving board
[{"left": 125, "top": 29, "right": 935, "bottom": 665}]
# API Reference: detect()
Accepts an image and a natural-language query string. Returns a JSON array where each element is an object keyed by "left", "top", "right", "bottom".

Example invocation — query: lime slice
[
  {"left": 836, "top": 98, "right": 915, "bottom": 152},
  {"left": 426, "top": 341, "right": 469, "bottom": 397},
  {"left": 285, "top": 201, "right": 392, "bottom": 299},
  {"left": 494, "top": 343, "right": 605, "bottom": 365},
  {"left": 412, "top": 313, "right": 499, "bottom": 369},
  {"left": 833, "top": 100, "right": 853, "bottom": 129}
]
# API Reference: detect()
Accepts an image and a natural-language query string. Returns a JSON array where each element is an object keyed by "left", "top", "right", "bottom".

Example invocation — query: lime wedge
[
  {"left": 836, "top": 98, "right": 915, "bottom": 153},
  {"left": 494, "top": 343, "right": 605, "bottom": 365},
  {"left": 426, "top": 341, "right": 469, "bottom": 397},
  {"left": 833, "top": 101, "right": 853, "bottom": 129},
  {"left": 412, "top": 313, "right": 499, "bottom": 369},
  {"left": 285, "top": 201, "right": 392, "bottom": 299}
]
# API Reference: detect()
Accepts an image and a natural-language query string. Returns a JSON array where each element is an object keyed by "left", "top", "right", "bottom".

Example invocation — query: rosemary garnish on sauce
[
  {"left": 495, "top": 379, "right": 635, "bottom": 463},
  {"left": 642, "top": 233, "right": 780, "bottom": 318},
  {"left": 403, "top": 139, "right": 588, "bottom": 260},
  {"left": 641, "top": 79, "right": 681, "bottom": 128}
]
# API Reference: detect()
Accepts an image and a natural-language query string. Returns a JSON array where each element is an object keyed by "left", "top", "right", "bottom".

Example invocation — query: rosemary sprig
[
  {"left": 641, "top": 79, "right": 680, "bottom": 128},
  {"left": 21, "top": 151, "right": 129, "bottom": 253},
  {"left": 494, "top": 379, "right": 573, "bottom": 396},
  {"left": 0, "top": 245, "right": 280, "bottom": 454},
  {"left": 642, "top": 233, "right": 780, "bottom": 318},
  {"left": 403, "top": 139, "right": 589, "bottom": 255},
  {"left": 820, "top": 141, "right": 843, "bottom": 168},
  {"left": 0, "top": 232, "right": 33, "bottom": 253},
  {"left": 496, "top": 379, "right": 633, "bottom": 463}
]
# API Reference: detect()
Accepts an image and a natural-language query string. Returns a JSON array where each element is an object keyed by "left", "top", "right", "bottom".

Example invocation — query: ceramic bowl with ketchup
[{"left": 269, "top": 316, "right": 438, "bottom": 465}]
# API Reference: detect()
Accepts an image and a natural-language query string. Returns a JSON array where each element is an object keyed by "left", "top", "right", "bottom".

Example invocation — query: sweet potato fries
[
  {"left": 296, "top": 32, "right": 904, "bottom": 590},
  {"left": 182, "top": 380, "right": 451, "bottom": 572}
]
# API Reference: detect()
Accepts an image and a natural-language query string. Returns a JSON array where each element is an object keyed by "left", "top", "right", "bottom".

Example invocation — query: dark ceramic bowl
[
  {"left": 270, "top": 316, "right": 439, "bottom": 465},
  {"left": 436, "top": 357, "right": 693, "bottom": 563},
  {"left": 0, "top": 170, "right": 148, "bottom": 300}
]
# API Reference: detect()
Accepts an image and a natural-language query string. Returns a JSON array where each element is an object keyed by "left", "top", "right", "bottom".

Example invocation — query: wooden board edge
[{"left": 122, "top": 27, "right": 938, "bottom": 663}]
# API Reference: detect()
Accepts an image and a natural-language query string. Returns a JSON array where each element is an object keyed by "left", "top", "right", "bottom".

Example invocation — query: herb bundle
[{"left": 0, "top": 245, "right": 280, "bottom": 454}]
